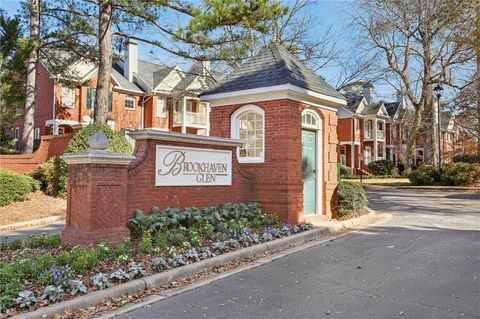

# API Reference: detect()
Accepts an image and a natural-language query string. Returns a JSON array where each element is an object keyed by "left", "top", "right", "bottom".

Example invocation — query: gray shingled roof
[
  {"left": 136, "top": 60, "right": 172, "bottom": 91},
  {"left": 343, "top": 92, "right": 364, "bottom": 113},
  {"left": 112, "top": 62, "right": 144, "bottom": 92},
  {"left": 201, "top": 43, "right": 344, "bottom": 100},
  {"left": 361, "top": 102, "right": 384, "bottom": 116},
  {"left": 174, "top": 62, "right": 222, "bottom": 93},
  {"left": 384, "top": 102, "right": 400, "bottom": 118}
]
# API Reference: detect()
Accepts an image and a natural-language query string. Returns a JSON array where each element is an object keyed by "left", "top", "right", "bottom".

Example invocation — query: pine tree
[{"left": 0, "top": 11, "right": 29, "bottom": 151}]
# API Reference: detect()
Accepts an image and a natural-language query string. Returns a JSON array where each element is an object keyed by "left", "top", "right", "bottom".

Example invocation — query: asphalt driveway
[{"left": 115, "top": 188, "right": 480, "bottom": 319}]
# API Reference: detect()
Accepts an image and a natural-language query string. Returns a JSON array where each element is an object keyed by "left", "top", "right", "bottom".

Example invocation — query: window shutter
[
  {"left": 87, "top": 88, "right": 92, "bottom": 110},
  {"left": 108, "top": 92, "right": 113, "bottom": 112}
]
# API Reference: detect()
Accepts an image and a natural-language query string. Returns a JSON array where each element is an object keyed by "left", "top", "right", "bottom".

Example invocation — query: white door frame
[{"left": 301, "top": 110, "right": 323, "bottom": 215}]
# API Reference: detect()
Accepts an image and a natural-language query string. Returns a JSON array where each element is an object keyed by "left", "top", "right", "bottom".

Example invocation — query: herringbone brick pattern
[{"left": 95, "top": 186, "right": 123, "bottom": 229}]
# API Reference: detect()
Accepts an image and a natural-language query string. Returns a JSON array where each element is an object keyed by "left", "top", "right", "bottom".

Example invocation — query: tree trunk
[
  {"left": 420, "top": 4, "right": 436, "bottom": 165},
  {"left": 94, "top": 0, "right": 113, "bottom": 124},
  {"left": 406, "top": 106, "right": 422, "bottom": 169},
  {"left": 477, "top": 52, "right": 479, "bottom": 154},
  {"left": 476, "top": 2, "right": 480, "bottom": 154},
  {"left": 21, "top": 0, "right": 40, "bottom": 154}
]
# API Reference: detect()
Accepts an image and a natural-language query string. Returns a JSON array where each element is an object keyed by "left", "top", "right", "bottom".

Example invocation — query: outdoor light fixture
[{"left": 434, "top": 84, "right": 443, "bottom": 172}]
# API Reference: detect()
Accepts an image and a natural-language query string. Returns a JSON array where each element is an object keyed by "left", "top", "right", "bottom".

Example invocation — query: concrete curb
[
  {"left": 11, "top": 213, "right": 385, "bottom": 319},
  {"left": 0, "top": 215, "right": 65, "bottom": 233},
  {"left": 396, "top": 186, "right": 480, "bottom": 191}
]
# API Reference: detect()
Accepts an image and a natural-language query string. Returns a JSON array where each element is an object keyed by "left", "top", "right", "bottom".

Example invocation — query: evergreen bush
[
  {"left": 334, "top": 181, "right": 369, "bottom": 220},
  {"left": 367, "top": 159, "right": 394, "bottom": 175},
  {"left": 31, "top": 124, "right": 132, "bottom": 198},
  {"left": 0, "top": 169, "right": 39, "bottom": 206}
]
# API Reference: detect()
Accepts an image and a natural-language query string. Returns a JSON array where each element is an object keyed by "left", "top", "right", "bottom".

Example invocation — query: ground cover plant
[{"left": 0, "top": 203, "right": 313, "bottom": 316}]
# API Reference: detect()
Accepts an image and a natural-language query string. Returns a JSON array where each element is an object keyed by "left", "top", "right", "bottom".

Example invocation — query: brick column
[{"left": 61, "top": 133, "right": 135, "bottom": 246}]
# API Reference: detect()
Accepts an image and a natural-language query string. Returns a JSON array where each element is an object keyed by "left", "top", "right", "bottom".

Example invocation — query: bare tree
[
  {"left": 353, "top": 0, "right": 476, "bottom": 166},
  {"left": 21, "top": 0, "right": 40, "bottom": 154}
]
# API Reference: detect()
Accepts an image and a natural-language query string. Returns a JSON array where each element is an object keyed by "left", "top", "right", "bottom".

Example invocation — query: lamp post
[{"left": 433, "top": 84, "right": 444, "bottom": 173}]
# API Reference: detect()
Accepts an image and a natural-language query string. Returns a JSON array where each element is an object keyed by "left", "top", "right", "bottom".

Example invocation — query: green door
[{"left": 302, "top": 130, "right": 316, "bottom": 215}]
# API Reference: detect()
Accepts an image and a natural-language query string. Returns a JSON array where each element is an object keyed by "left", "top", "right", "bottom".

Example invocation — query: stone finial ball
[{"left": 89, "top": 132, "right": 109, "bottom": 150}]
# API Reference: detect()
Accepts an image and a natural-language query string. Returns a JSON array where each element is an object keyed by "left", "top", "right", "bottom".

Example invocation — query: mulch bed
[{"left": 0, "top": 192, "right": 66, "bottom": 226}]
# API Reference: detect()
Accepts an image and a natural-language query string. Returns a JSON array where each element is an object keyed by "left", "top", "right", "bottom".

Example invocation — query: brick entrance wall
[
  {"left": 0, "top": 133, "right": 73, "bottom": 173},
  {"left": 125, "top": 137, "right": 252, "bottom": 221}
]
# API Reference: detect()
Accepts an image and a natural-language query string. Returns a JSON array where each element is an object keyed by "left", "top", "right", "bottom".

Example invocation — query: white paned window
[
  {"left": 302, "top": 113, "right": 317, "bottom": 127},
  {"left": 34, "top": 128, "right": 40, "bottom": 139},
  {"left": 15, "top": 127, "right": 20, "bottom": 140},
  {"left": 125, "top": 95, "right": 135, "bottom": 110},
  {"left": 61, "top": 87, "right": 75, "bottom": 108},
  {"left": 231, "top": 105, "right": 264, "bottom": 163},
  {"left": 156, "top": 98, "right": 167, "bottom": 117}
]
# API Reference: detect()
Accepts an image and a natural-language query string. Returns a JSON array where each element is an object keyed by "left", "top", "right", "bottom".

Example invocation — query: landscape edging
[{"left": 12, "top": 213, "right": 377, "bottom": 319}]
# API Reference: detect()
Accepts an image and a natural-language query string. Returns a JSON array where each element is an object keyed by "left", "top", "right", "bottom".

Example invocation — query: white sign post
[{"left": 155, "top": 145, "right": 232, "bottom": 186}]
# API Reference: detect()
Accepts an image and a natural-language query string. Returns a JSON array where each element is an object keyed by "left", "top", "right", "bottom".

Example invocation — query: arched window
[
  {"left": 231, "top": 105, "right": 265, "bottom": 163},
  {"left": 302, "top": 109, "right": 321, "bottom": 129}
]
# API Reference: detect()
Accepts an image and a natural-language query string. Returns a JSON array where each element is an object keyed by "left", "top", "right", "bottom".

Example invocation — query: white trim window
[
  {"left": 125, "top": 95, "right": 136, "bottom": 110},
  {"left": 34, "top": 127, "right": 40, "bottom": 140},
  {"left": 156, "top": 97, "right": 167, "bottom": 117},
  {"left": 302, "top": 111, "right": 319, "bottom": 129},
  {"left": 14, "top": 127, "right": 20, "bottom": 140},
  {"left": 231, "top": 105, "right": 265, "bottom": 163},
  {"left": 61, "top": 86, "right": 75, "bottom": 108}
]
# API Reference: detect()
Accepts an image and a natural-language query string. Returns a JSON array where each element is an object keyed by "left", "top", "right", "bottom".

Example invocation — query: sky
[{"left": 0, "top": 0, "right": 400, "bottom": 100}]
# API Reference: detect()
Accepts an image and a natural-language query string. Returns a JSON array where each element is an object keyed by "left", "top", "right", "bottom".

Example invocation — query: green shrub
[
  {"left": 367, "top": 159, "right": 394, "bottom": 175},
  {"left": 31, "top": 124, "right": 133, "bottom": 198},
  {"left": 407, "top": 165, "right": 440, "bottom": 186},
  {"left": 32, "top": 158, "right": 67, "bottom": 198},
  {"left": 339, "top": 165, "right": 352, "bottom": 176},
  {"left": 334, "top": 181, "right": 368, "bottom": 220},
  {"left": 0, "top": 169, "right": 39, "bottom": 206},
  {"left": 65, "top": 123, "right": 133, "bottom": 154},
  {"left": 442, "top": 163, "right": 480, "bottom": 186},
  {"left": 452, "top": 153, "right": 480, "bottom": 164}
]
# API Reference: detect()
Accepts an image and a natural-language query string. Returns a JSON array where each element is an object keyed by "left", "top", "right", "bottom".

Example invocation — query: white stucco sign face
[{"left": 155, "top": 145, "right": 232, "bottom": 186}]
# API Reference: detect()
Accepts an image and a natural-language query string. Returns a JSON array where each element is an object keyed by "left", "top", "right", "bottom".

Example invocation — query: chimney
[
  {"left": 363, "top": 83, "right": 374, "bottom": 104},
  {"left": 124, "top": 39, "right": 138, "bottom": 82},
  {"left": 201, "top": 60, "right": 210, "bottom": 76},
  {"left": 396, "top": 93, "right": 405, "bottom": 106}
]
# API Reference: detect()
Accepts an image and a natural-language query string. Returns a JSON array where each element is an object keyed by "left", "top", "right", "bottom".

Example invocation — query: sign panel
[{"left": 155, "top": 145, "right": 232, "bottom": 186}]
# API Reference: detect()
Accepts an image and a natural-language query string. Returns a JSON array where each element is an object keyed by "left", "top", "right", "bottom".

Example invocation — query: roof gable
[{"left": 201, "top": 43, "right": 344, "bottom": 100}]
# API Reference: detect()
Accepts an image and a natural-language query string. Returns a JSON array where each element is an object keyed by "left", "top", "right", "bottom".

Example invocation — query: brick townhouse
[
  {"left": 337, "top": 84, "right": 459, "bottom": 174},
  {"left": 13, "top": 40, "right": 218, "bottom": 148}
]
